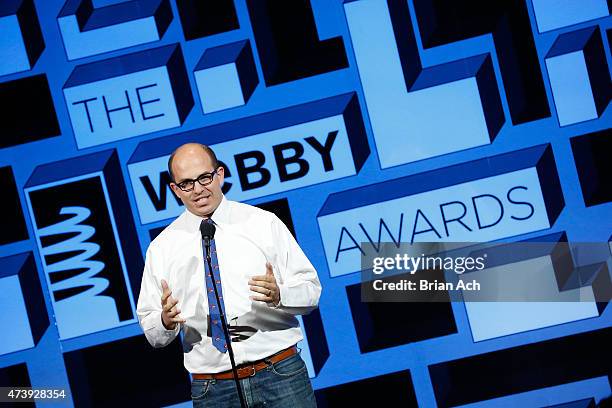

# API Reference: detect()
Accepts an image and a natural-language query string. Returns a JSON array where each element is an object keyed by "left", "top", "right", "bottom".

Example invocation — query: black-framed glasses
[{"left": 174, "top": 169, "right": 219, "bottom": 192}]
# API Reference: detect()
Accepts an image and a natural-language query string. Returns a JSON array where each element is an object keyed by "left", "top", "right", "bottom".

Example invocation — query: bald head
[
  {"left": 168, "top": 143, "right": 225, "bottom": 218},
  {"left": 168, "top": 143, "right": 219, "bottom": 182}
]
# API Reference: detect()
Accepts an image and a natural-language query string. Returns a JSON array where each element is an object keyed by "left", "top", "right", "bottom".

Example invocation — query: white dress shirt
[{"left": 136, "top": 196, "right": 322, "bottom": 373}]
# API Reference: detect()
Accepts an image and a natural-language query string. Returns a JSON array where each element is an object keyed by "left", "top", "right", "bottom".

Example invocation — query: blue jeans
[{"left": 191, "top": 353, "right": 317, "bottom": 407}]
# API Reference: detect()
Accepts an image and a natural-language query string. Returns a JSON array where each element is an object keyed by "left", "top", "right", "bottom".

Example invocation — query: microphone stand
[{"left": 204, "top": 240, "right": 247, "bottom": 408}]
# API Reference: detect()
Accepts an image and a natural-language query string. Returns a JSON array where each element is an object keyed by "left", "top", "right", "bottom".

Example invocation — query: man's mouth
[{"left": 194, "top": 195, "right": 211, "bottom": 204}]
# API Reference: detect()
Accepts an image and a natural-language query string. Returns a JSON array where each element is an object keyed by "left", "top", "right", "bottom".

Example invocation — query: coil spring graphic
[{"left": 38, "top": 206, "right": 109, "bottom": 299}]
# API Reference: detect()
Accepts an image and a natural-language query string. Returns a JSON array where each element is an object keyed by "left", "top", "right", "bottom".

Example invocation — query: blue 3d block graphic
[
  {"left": 546, "top": 27, "right": 611, "bottom": 126},
  {"left": 413, "top": 0, "right": 550, "bottom": 125},
  {"left": 175, "top": 0, "right": 239, "bottom": 40},
  {"left": 1, "top": 0, "right": 611, "bottom": 402},
  {"left": 24, "top": 150, "right": 143, "bottom": 342},
  {"left": 428, "top": 328, "right": 612, "bottom": 407},
  {"left": 63, "top": 334, "right": 189, "bottom": 406},
  {"left": 531, "top": 0, "right": 609, "bottom": 33},
  {"left": 128, "top": 93, "right": 369, "bottom": 224},
  {"left": 0, "top": 363, "right": 31, "bottom": 390},
  {"left": 0, "top": 166, "right": 28, "bottom": 244},
  {"left": 570, "top": 129, "right": 612, "bottom": 207},
  {"left": 194, "top": 40, "right": 258, "bottom": 114},
  {"left": 63, "top": 44, "right": 193, "bottom": 149},
  {"left": 0, "top": 253, "right": 48, "bottom": 356},
  {"left": 318, "top": 144, "right": 564, "bottom": 277},
  {"left": 245, "top": 0, "right": 348, "bottom": 86},
  {"left": 344, "top": 0, "right": 504, "bottom": 168},
  {"left": 57, "top": 0, "right": 173, "bottom": 60},
  {"left": 0, "top": 0, "right": 44, "bottom": 76},
  {"left": 463, "top": 232, "right": 609, "bottom": 341}
]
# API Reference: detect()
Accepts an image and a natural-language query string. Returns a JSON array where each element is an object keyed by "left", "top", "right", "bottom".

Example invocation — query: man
[{"left": 136, "top": 143, "right": 321, "bottom": 407}]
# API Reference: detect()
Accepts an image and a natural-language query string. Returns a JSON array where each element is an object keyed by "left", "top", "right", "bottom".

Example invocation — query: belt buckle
[{"left": 249, "top": 364, "right": 256, "bottom": 377}]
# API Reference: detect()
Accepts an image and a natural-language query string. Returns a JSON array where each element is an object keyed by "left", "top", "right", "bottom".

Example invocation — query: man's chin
[
  {"left": 190, "top": 203, "right": 214, "bottom": 217},
  {"left": 196, "top": 207, "right": 211, "bottom": 217}
]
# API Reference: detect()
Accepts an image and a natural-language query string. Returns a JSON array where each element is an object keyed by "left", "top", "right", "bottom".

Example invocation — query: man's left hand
[{"left": 249, "top": 262, "right": 280, "bottom": 306}]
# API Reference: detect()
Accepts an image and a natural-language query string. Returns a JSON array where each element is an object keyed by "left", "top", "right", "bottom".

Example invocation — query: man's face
[{"left": 169, "top": 148, "right": 225, "bottom": 218}]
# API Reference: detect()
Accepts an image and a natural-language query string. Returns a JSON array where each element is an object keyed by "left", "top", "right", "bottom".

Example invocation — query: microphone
[
  {"left": 199, "top": 219, "right": 247, "bottom": 408},
  {"left": 200, "top": 221, "right": 216, "bottom": 259}
]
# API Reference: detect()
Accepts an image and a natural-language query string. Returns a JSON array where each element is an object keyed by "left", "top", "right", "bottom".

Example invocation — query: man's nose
[{"left": 193, "top": 181, "right": 207, "bottom": 194}]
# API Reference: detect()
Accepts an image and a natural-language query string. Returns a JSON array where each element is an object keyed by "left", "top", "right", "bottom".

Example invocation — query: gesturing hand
[
  {"left": 161, "top": 279, "right": 186, "bottom": 330},
  {"left": 249, "top": 262, "right": 281, "bottom": 306}
]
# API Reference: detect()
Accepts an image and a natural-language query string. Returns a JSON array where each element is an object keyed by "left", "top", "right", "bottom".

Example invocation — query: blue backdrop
[{"left": 0, "top": 0, "right": 611, "bottom": 406}]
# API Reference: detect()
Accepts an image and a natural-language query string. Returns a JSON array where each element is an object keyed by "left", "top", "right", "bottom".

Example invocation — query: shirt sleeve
[
  {"left": 136, "top": 244, "right": 181, "bottom": 348},
  {"left": 269, "top": 215, "right": 322, "bottom": 315}
]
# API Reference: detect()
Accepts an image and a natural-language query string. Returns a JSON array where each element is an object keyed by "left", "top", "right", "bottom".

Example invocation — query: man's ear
[{"left": 217, "top": 165, "right": 225, "bottom": 185}]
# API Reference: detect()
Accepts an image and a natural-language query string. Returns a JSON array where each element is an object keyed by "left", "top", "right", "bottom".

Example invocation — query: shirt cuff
[
  {"left": 268, "top": 283, "right": 288, "bottom": 309},
  {"left": 160, "top": 314, "right": 181, "bottom": 334}
]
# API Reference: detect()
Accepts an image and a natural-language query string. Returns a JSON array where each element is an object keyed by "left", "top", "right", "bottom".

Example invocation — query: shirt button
[
  {"left": 213, "top": 320, "right": 218, "bottom": 324},
  {"left": 216, "top": 280, "right": 220, "bottom": 284},
  {"left": 208, "top": 289, "right": 213, "bottom": 293},
  {"left": 224, "top": 344, "right": 227, "bottom": 349},
  {"left": 211, "top": 305, "right": 216, "bottom": 309},
  {"left": 215, "top": 337, "right": 220, "bottom": 341}
]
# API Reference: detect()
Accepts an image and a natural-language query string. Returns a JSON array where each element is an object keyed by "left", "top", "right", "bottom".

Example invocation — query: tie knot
[
  {"left": 199, "top": 219, "right": 216, "bottom": 241},
  {"left": 200, "top": 218, "right": 214, "bottom": 228}
]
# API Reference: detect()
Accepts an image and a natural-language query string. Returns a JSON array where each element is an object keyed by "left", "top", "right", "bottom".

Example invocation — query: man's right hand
[{"left": 161, "top": 279, "right": 186, "bottom": 330}]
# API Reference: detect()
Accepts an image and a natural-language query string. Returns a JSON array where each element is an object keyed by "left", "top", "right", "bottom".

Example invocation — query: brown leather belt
[{"left": 192, "top": 346, "right": 298, "bottom": 380}]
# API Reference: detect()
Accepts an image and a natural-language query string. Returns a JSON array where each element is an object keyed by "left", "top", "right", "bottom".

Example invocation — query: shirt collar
[
  {"left": 184, "top": 195, "right": 230, "bottom": 232},
  {"left": 210, "top": 195, "right": 230, "bottom": 225}
]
